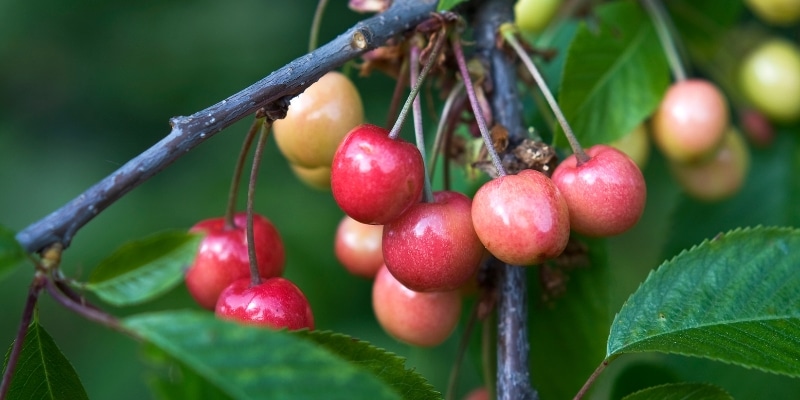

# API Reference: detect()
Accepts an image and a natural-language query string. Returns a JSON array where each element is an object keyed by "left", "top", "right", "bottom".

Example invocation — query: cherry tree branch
[
  {"left": 15, "top": 0, "right": 438, "bottom": 254},
  {"left": 472, "top": 0, "right": 538, "bottom": 399}
]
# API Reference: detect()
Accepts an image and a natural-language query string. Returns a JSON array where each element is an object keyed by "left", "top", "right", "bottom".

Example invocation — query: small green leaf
[
  {"left": 529, "top": 237, "right": 611, "bottom": 399},
  {"left": 125, "top": 311, "right": 440, "bottom": 400},
  {"left": 608, "top": 227, "right": 800, "bottom": 378},
  {"left": 2, "top": 322, "right": 88, "bottom": 400},
  {"left": 142, "top": 343, "right": 231, "bottom": 400},
  {"left": 622, "top": 382, "right": 733, "bottom": 400},
  {"left": 557, "top": 1, "right": 669, "bottom": 147},
  {"left": 0, "top": 225, "right": 25, "bottom": 281},
  {"left": 86, "top": 230, "right": 202, "bottom": 306},
  {"left": 437, "top": 0, "right": 466, "bottom": 12}
]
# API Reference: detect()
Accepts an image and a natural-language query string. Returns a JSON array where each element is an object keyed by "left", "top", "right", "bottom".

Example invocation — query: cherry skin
[
  {"left": 383, "top": 191, "right": 484, "bottom": 292},
  {"left": 670, "top": 128, "right": 750, "bottom": 202},
  {"left": 334, "top": 215, "right": 384, "bottom": 279},
  {"left": 551, "top": 145, "right": 647, "bottom": 237},
  {"left": 272, "top": 71, "right": 364, "bottom": 169},
  {"left": 652, "top": 79, "right": 729, "bottom": 163},
  {"left": 471, "top": 169, "right": 570, "bottom": 266},
  {"left": 744, "top": 0, "right": 800, "bottom": 25},
  {"left": 463, "top": 387, "right": 490, "bottom": 400},
  {"left": 740, "top": 39, "right": 800, "bottom": 122},
  {"left": 290, "top": 164, "right": 331, "bottom": 191},
  {"left": 215, "top": 277, "right": 314, "bottom": 330},
  {"left": 515, "top": 0, "right": 562, "bottom": 33},
  {"left": 372, "top": 265, "right": 461, "bottom": 347},
  {"left": 185, "top": 212, "right": 284, "bottom": 310},
  {"left": 331, "top": 124, "right": 425, "bottom": 225},
  {"left": 739, "top": 108, "right": 774, "bottom": 148}
]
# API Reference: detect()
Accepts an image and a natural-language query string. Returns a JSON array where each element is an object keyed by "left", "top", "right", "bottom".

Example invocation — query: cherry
[
  {"left": 372, "top": 265, "right": 461, "bottom": 347},
  {"left": 609, "top": 123, "right": 650, "bottom": 169},
  {"left": 471, "top": 169, "right": 570, "bottom": 266},
  {"left": 185, "top": 212, "right": 284, "bottom": 310},
  {"left": 739, "top": 108, "right": 774, "bottom": 148},
  {"left": 514, "top": 0, "right": 562, "bottom": 33},
  {"left": 290, "top": 164, "right": 331, "bottom": 191},
  {"left": 331, "top": 124, "right": 425, "bottom": 225},
  {"left": 215, "top": 277, "right": 314, "bottom": 330},
  {"left": 273, "top": 71, "right": 364, "bottom": 169},
  {"left": 383, "top": 191, "right": 484, "bottom": 292},
  {"left": 463, "top": 387, "right": 490, "bottom": 400},
  {"left": 334, "top": 215, "right": 384, "bottom": 279},
  {"left": 551, "top": 145, "right": 647, "bottom": 237},
  {"left": 670, "top": 128, "right": 750, "bottom": 202},
  {"left": 740, "top": 38, "right": 800, "bottom": 122},
  {"left": 745, "top": 0, "right": 800, "bottom": 26},
  {"left": 652, "top": 79, "right": 729, "bottom": 163}
]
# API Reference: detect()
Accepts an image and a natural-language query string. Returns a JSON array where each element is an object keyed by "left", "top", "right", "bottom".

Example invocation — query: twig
[
  {"left": 15, "top": 0, "right": 439, "bottom": 254},
  {"left": 472, "top": 0, "right": 537, "bottom": 399},
  {"left": 0, "top": 273, "right": 45, "bottom": 399},
  {"left": 573, "top": 358, "right": 612, "bottom": 400}
]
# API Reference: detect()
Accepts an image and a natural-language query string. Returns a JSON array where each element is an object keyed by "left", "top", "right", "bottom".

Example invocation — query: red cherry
[
  {"left": 331, "top": 124, "right": 425, "bottom": 225},
  {"left": 551, "top": 145, "right": 647, "bottom": 237},
  {"left": 185, "top": 213, "right": 284, "bottom": 310},
  {"left": 334, "top": 215, "right": 384, "bottom": 279},
  {"left": 383, "top": 191, "right": 484, "bottom": 292},
  {"left": 215, "top": 277, "right": 314, "bottom": 330},
  {"left": 463, "top": 387, "right": 490, "bottom": 400},
  {"left": 652, "top": 79, "right": 729, "bottom": 163},
  {"left": 471, "top": 169, "right": 570, "bottom": 266},
  {"left": 372, "top": 265, "right": 461, "bottom": 347}
]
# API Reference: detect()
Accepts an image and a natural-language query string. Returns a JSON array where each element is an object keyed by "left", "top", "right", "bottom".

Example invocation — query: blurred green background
[{"left": 2, "top": 0, "right": 800, "bottom": 399}]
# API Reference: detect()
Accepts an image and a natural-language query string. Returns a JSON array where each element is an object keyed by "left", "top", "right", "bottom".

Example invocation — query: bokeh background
[{"left": 2, "top": 1, "right": 800, "bottom": 399}]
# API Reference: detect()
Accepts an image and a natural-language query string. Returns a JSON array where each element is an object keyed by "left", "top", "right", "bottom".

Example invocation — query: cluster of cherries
[{"left": 184, "top": 213, "right": 314, "bottom": 330}]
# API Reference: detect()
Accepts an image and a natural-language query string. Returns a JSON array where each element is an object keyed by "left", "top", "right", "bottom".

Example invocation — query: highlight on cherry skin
[
  {"left": 372, "top": 265, "right": 462, "bottom": 347},
  {"left": 383, "top": 190, "right": 484, "bottom": 292},
  {"left": 471, "top": 169, "right": 570, "bottom": 266},
  {"left": 331, "top": 123, "right": 425, "bottom": 225},
  {"left": 184, "top": 212, "right": 285, "bottom": 310},
  {"left": 334, "top": 215, "right": 384, "bottom": 279},
  {"left": 215, "top": 277, "right": 315, "bottom": 331},
  {"left": 551, "top": 145, "right": 647, "bottom": 237},
  {"left": 670, "top": 128, "right": 750, "bottom": 203},
  {"left": 272, "top": 71, "right": 364, "bottom": 169},
  {"left": 652, "top": 79, "right": 729, "bottom": 163}
]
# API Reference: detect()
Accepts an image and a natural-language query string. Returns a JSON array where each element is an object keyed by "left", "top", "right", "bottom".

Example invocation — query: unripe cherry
[
  {"left": 471, "top": 169, "right": 570, "bottom": 266},
  {"left": 334, "top": 215, "right": 384, "bottom": 279},
  {"left": 372, "top": 265, "right": 462, "bottom": 347},
  {"left": 652, "top": 79, "right": 729, "bottom": 163}
]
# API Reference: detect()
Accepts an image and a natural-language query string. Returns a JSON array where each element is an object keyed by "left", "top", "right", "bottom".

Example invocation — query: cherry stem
[
  {"left": 573, "top": 357, "right": 613, "bottom": 400},
  {"left": 451, "top": 36, "right": 508, "bottom": 177},
  {"left": 308, "top": 0, "right": 330, "bottom": 52},
  {"left": 44, "top": 277, "right": 132, "bottom": 336},
  {"left": 388, "top": 26, "right": 447, "bottom": 140},
  {"left": 224, "top": 114, "right": 264, "bottom": 229},
  {"left": 0, "top": 273, "right": 45, "bottom": 399},
  {"left": 429, "top": 81, "right": 465, "bottom": 181},
  {"left": 409, "top": 39, "right": 435, "bottom": 203},
  {"left": 500, "top": 24, "right": 589, "bottom": 164},
  {"left": 641, "top": 0, "right": 687, "bottom": 82},
  {"left": 385, "top": 58, "right": 410, "bottom": 129},
  {"left": 246, "top": 121, "right": 272, "bottom": 287},
  {"left": 445, "top": 299, "right": 481, "bottom": 400}
]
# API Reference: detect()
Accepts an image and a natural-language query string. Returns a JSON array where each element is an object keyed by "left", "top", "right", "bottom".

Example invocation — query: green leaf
[
  {"left": 556, "top": 1, "right": 669, "bottom": 148},
  {"left": 2, "top": 322, "right": 88, "bottom": 400},
  {"left": 125, "top": 311, "right": 440, "bottom": 400},
  {"left": 622, "top": 382, "right": 733, "bottom": 400},
  {"left": 0, "top": 225, "right": 25, "bottom": 281},
  {"left": 86, "top": 230, "right": 202, "bottom": 306},
  {"left": 663, "top": 131, "right": 800, "bottom": 259},
  {"left": 529, "top": 237, "right": 612, "bottom": 399},
  {"left": 295, "top": 330, "right": 440, "bottom": 399},
  {"left": 141, "top": 343, "right": 232, "bottom": 400},
  {"left": 608, "top": 227, "right": 800, "bottom": 378},
  {"left": 437, "top": 0, "right": 466, "bottom": 12}
]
